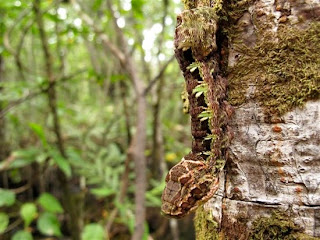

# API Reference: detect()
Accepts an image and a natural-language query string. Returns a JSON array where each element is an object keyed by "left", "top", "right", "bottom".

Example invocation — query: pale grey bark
[{"left": 203, "top": 0, "right": 320, "bottom": 237}]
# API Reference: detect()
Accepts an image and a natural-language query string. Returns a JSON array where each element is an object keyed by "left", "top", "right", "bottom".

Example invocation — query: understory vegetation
[{"left": 0, "top": 0, "right": 195, "bottom": 239}]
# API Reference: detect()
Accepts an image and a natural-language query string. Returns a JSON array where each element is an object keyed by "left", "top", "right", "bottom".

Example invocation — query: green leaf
[
  {"left": 38, "top": 193, "right": 64, "bottom": 214},
  {"left": 0, "top": 189, "right": 16, "bottom": 207},
  {"left": 50, "top": 150, "right": 72, "bottom": 178},
  {"left": 1, "top": 148, "right": 39, "bottom": 169},
  {"left": 12, "top": 230, "right": 33, "bottom": 240},
  {"left": 0, "top": 212, "right": 9, "bottom": 233},
  {"left": 37, "top": 212, "right": 62, "bottom": 237},
  {"left": 192, "top": 83, "right": 208, "bottom": 97},
  {"left": 29, "top": 123, "right": 48, "bottom": 148},
  {"left": 81, "top": 223, "right": 105, "bottom": 240},
  {"left": 187, "top": 62, "right": 201, "bottom": 72},
  {"left": 90, "top": 188, "right": 116, "bottom": 198},
  {"left": 198, "top": 110, "right": 212, "bottom": 121},
  {"left": 20, "top": 203, "right": 38, "bottom": 227},
  {"left": 146, "top": 192, "right": 162, "bottom": 207}
]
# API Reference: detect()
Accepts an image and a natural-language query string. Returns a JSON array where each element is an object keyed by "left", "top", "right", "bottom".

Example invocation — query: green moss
[
  {"left": 228, "top": 23, "right": 320, "bottom": 115},
  {"left": 176, "top": 7, "right": 218, "bottom": 60},
  {"left": 250, "top": 211, "right": 320, "bottom": 240},
  {"left": 194, "top": 206, "right": 219, "bottom": 240}
]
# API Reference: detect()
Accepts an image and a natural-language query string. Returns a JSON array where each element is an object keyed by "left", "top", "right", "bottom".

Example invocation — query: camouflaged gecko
[{"left": 161, "top": 0, "right": 233, "bottom": 218}]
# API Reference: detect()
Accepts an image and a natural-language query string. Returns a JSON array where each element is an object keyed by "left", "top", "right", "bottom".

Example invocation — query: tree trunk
[{"left": 194, "top": 0, "right": 320, "bottom": 239}]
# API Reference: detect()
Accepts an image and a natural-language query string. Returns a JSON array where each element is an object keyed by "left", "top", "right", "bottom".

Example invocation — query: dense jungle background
[{"left": 0, "top": 0, "right": 193, "bottom": 239}]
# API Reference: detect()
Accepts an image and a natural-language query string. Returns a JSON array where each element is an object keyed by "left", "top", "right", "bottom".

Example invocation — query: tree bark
[{"left": 195, "top": 0, "right": 320, "bottom": 238}]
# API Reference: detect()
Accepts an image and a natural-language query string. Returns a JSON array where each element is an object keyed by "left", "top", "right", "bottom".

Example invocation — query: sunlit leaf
[
  {"left": 20, "top": 203, "right": 38, "bottom": 227},
  {"left": 0, "top": 212, "right": 9, "bottom": 233},
  {"left": 37, "top": 212, "right": 62, "bottom": 237},
  {"left": 0, "top": 189, "right": 15, "bottom": 207},
  {"left": 29, "top": 123, "right": 48, "bottom": 148},
  {"left": 12, "top": 230, "right": 33, "bottom": 240},
  {"left": 81, "top": 223, "right": 105, "bottom": 240},
  {"left": 2, "top": 148, "right": 40, "bottom": 169},
  {"left": 38, "top": 193, "right": 64, "bottom": 214},
  {"left": 50, "top": 150, "right": 72, "bottom": 178},
  {"left": 90, "top": 188, "right": 115, "bottom": 198}
]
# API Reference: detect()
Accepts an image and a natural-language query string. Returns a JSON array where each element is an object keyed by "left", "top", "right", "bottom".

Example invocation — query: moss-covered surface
[
  {"left": 194, "top": 206, "right": 219, "bottom": 240},
  {"left": 250, "top": 211, "right": 320, "bottom": 240},
  {"left": 228, "top": 23, "right": 320, "bottom": 115}
]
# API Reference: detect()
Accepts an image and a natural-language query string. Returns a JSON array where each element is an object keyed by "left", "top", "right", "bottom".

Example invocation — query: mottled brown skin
[{"left": 161, "top": 154, "right": 219, "bottom": 218}]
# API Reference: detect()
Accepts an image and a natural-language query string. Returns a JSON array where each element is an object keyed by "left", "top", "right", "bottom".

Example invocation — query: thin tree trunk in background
[
  {"left": 194, "top": 0, "right": 320, "bottom": 238},
  {"left": 0, "top": 56, "right": 5, "bottom": 160},
  {"left": 104, "top": 2, "right": 147, "bottom": 239},
  {"left": 151, "top": 0, "right": 169, "bottom": 180},
  {"left": 33, "top": 1, "right": 81, "bottom": 239}
]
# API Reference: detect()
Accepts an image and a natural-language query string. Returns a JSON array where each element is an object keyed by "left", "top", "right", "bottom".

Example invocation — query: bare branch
[
  {"left": 0, "top": 69, "right": 86, "bottom": 119},
  {"left": 70, "top": 0, "right": 126, "bottom": 64},
  {"left": 144, "top": 55, "right": 175, "bottom": 95}
]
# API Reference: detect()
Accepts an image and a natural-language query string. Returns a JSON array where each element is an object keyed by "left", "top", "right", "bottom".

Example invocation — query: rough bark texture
[{"left": 195, "top": 0, "right": 320, "bottom": 238}]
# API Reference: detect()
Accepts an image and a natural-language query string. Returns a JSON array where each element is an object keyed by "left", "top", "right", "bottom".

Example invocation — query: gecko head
[{"left": 161, "top": 155, "right": 219, "bottom": 218}]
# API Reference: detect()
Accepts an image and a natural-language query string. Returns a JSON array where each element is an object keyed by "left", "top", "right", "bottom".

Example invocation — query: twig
[
  {"left": 11, "top": 183, "right": 31, "bottom": 194},
  {"left": 70, "top": 0, "right": 126, "bottom": 65},
  {"left": 0, "top": 155, "right": 16, "bottom": 172},
  {"left": 3, "top": 219, "right": 23, "bottom": 234},
  {"left": 143, "top": 55, "right": 175, "bottom": 95},
  {"left": 0, "top": 69, "right": 86, "bottom": 119}
]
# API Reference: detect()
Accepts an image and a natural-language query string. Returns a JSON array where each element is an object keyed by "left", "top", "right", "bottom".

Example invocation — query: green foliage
[
  {"left": 0, "top": 148, "right": 42, "bottom": 169},
  {"left": 193, "top": 82, "right": 208, "bottom": 98},
  {"left": 187, "top": 61, "right": 201, "bottom": 73},
  {"left": 0, "top": 189, "right": 15, "bottom": 207},
  {"left": 50, "top": 149, "right": 72, "bottom": 178},
  {"left": 0, "top": 0, "right": 188, "bottom": 238},
  {"left": 29, "top": 122, "right": 48, "bottom": 148},
  {"left": 0, "top": 212, "right": 9, "bottom": 234},
  {"left": 12, "top": 231, "right": 33, "bottom": 240},
  {"left": 38, "top": 193, "right": 64, "bottom": 214},
  {"left": 197, "top": 109, "right": 213, "bottom": 122},
  {"left": 81, "top": 223, "right": 106, "bottom": 240},
  {"left": 37, "top": 212, "right": 62, "bottom": 237},
  {"left": 20, "top": 203, "right": 38, "bottom": 227}
]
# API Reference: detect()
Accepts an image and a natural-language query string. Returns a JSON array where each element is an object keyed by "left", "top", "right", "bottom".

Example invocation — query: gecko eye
[{"left": 177, "top": 15, "right": 182, "bottom": 26}]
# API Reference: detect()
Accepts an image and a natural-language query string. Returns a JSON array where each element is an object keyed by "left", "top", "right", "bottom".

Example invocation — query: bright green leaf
[
  {"left": 29, "top": 123, "right": 48, "bottom": 148},
  {"left": 20, "top": 203, "right": 37, "bottom": 227},
  {"left": 38, "top": 193, "right": 64, "bottom": 214},
  {"left": 0, "top": 189, "right": 15, "bottom": 207},
  {"left": 1, "top": 148, "right": 40, "bottom": 169},
  {"left": 37, "top": 212, "right": 62, "bottom": 237},
  {"left": 12, "top": 230, "right": 33, "bottom": 240},
  {"left": 0, "top": 212, "right": 9, "bottom": 233},
  {"left": 50, "top": 150, "right": 72, "bottom": 178},
  {"left": 81, "top": 223, "right": 105, "bottom": 240},
  {"left": 90, "top": 188, "right": 116, "bottom": 198}
]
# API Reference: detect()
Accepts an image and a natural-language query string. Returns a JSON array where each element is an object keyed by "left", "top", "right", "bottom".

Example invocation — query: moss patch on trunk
[
  {"left": 194, "top": 206, "right": 219, "bottom": 240},
  {"left": 228, "top": 23, "right": 320, "bottom": 115},
  {"left": 250, "top": 211, "right": 320, "bottom": 240}
]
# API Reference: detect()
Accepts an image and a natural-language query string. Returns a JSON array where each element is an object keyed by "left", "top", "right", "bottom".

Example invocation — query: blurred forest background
[{"left": 0, "top": 0, "right": 194, "bottom": 239}]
